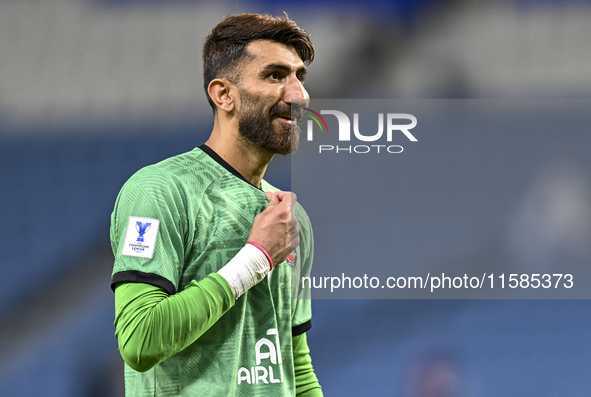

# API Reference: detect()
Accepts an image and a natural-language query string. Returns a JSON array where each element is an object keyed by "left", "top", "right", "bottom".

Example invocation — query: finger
[
  {"left": 273, "top": 191, "right": 288, "bottom": 201},
  {"left": 274, "top": 191, "right": 297, "bottom": 204},
  {"left": 265, "top": 191, "right": 279, "bottom": 205}
]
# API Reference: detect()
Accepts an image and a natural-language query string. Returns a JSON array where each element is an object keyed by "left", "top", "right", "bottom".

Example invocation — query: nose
[{"left": 284, "top": 76, "right": 309, "bottom": 108}]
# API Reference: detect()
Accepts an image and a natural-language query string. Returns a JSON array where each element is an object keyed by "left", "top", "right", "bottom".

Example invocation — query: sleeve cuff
[
  {"left": 206, "top": 273, "right": 236, "bottom": 309},
  {"left": 292, "top": 319, "right": 312, "bottom": 336},
  {"left": 111, "top": 271, "right": 176, "bottom": 295}
]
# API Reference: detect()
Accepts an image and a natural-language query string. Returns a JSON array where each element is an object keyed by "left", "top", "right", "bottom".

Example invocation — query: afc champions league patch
[
  {"left": 121, "top": 216, "right": 160, "bottom": 259},
  {"left": 286, "top": 249, "right": 297, "bottom": 268}
]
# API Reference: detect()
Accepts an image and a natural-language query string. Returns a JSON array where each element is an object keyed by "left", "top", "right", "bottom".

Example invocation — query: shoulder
[
  {"left": 121, "top": 148, "right": 222, "bottom": 200},
  {"left": 294, "top": 202, "right": 312, "bottom": 236},
  {"left": 128, "top": 148, "right": 210, "bottom": 183}
]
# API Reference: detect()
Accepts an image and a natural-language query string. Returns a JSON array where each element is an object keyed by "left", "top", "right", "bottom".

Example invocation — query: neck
[{"left": 205, "top": 121, "right": 274, "bottom": 187}]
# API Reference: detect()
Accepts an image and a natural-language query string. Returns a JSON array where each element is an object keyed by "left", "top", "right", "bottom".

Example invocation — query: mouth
[
  {"left": 275, "top": 115, "right": 296, "bottom": 125},
  {"left": 270, "top": 102, "right": 304, "bottom": 126},
  {"left": 275, "top": 111, "right": 304, "bottom": 125}
]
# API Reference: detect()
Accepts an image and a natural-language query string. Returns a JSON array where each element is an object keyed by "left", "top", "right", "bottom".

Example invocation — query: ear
[{"left": 208, "top": 78, "right": 236, "bottom": 113}]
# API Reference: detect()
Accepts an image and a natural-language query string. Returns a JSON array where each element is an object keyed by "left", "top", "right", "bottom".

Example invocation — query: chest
[{"left": 183, "top": 181, "right": 269, "bottom": 281}]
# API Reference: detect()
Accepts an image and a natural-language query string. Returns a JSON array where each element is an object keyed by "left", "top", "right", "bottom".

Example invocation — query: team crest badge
[
  {"left": 286, "top": 250, "right": 297, "bottom": 268},
  {"left": 135, "top": 221, "right": 151, "bottom": 242},
  {"left": 121, "top": 216, "right": 160, "bottom": 259}
]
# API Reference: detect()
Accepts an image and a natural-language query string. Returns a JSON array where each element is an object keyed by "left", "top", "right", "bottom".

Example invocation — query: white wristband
[{"left": 217, "top": 244, "right": 272, "bottom": 300}]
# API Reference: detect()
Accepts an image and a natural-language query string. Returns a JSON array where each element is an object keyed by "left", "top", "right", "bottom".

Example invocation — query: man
[{"left": 110, "top": 13, "right": 323, "bottom": 397}]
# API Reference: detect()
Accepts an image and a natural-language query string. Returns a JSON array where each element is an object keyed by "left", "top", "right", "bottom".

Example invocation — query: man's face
[{"left": 235, "top": 40, "right": 310, "bottom": 155}]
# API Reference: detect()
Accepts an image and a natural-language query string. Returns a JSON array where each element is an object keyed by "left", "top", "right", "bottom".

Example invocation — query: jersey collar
[{"left": 198, "top": 144, "right": 263, "bottom": 190}]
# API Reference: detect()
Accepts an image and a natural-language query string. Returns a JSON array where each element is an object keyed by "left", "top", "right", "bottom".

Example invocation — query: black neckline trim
[{"left": 199, "top": 144, "right": 260, "bottom": 190}]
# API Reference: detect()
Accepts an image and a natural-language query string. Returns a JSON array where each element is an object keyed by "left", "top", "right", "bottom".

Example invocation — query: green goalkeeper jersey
[{"left": 110, "top": 145, "right": 314, "bottom": 397}]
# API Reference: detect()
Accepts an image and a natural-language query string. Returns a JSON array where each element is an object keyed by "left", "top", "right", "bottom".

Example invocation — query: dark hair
[{"left": 203, "top": 13, "right": 314, "bottom": 111}]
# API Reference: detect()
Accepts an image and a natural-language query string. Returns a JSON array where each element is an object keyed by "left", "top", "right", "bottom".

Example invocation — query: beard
[{"left": 237, "top": 89, "right": 303, "bottom": 155}]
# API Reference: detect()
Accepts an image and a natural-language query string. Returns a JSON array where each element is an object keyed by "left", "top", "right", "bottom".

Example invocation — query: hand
[{"left": 247, "top": 191, "right": 300, "bottom": 266}]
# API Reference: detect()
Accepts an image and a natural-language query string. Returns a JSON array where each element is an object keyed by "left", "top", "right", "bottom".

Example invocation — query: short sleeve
[
  {"left": 110, "top": 167, "right": 187, "bottom": 294},
  {"left": 291, "top": 203, "right": 314, "bottom": 334}
]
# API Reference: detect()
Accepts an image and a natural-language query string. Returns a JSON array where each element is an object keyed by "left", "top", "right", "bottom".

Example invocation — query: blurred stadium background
[{"left": 2, "top": 0, "right": 591, "bottom": 395}]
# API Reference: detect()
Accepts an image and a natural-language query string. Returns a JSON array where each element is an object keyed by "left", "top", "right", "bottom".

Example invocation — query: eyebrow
[{"left": 259, "top": 63, "right": 308, "bottom": 77}]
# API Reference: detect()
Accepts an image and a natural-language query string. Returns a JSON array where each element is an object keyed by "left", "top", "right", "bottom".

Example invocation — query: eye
[
  {"left": 268, "top": 72, "right": 281, "bottom": 80},
  {"left": 297, "top": 74, "right": 305, "bottom": 83}
]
